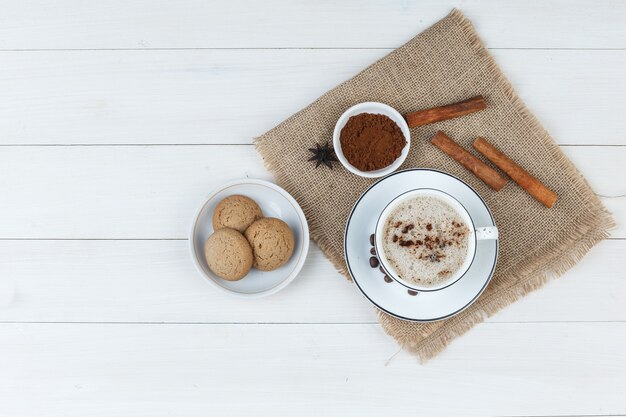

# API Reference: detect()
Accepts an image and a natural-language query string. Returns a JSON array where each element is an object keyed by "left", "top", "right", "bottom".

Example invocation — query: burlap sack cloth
[{"left": 255, "top": 9, "right": 614, "bottom": 361}]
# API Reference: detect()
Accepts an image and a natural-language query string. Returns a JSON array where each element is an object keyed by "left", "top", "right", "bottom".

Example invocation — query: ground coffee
[{"left": 339, "top": 113, "right": 406, "bottom": 171}]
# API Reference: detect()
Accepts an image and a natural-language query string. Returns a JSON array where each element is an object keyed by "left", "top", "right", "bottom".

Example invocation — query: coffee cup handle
[{"left": 475, "top": 226, "right": 498, "bottom": 240}]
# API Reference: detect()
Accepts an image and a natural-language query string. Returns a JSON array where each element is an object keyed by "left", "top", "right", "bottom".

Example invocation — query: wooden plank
[
  {"left": 0, "top": 49, "right": 623, "bottom": 145},
  {"left": 0, "top": 241, "right": 373, "bottom": 323},
  {"left": 0, "top": 322, "right": 624, "bottom": 416},
  {"left": 0, "top": 239, "right": 624, "bottom": 324},
  {"left": 0, "top": 0, "right": 624, "bottom": 49},
  {"left": 491, "top": 50, "right": 626, "bottom": 146},
  {"left": 0, "top": 49, "right": 370, "bottom": 146},
  {"left": 0, "top": 145, "right": 622, "bottom": 239},
  {"left": 0, "top": 145, "right": 269, "bottom": 239}
]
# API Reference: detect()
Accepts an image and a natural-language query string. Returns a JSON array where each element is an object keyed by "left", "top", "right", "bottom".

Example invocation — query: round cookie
[
  {"left": 212, "top": 195, "right": 263, "bottom": 233},
  {"left": 244, "top": 218, "right": 295, "bottom": 271},
  {"left": 204, "top": 228, "right": 253, "bottom": 281}
]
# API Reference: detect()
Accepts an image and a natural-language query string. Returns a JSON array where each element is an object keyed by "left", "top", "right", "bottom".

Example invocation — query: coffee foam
[{"left": 382, "top": 195, "right": 470, "bottom": 287}]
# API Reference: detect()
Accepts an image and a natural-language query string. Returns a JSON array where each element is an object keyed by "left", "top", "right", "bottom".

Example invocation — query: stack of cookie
[{"left": 204, "top": 195, "right": 295, "bottom": 281}]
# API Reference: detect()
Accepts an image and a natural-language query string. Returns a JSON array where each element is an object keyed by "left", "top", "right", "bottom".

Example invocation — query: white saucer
[
  {"left": 190, "top": 179, "right": 310, "bottom": 298},
  {"left": 344, "top": 169, "right": 498, "bottom": 321}
]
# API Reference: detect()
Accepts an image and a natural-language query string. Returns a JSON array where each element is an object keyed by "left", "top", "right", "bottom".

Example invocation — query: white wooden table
[{"left": 1, "top": 1, "right": 625, "bottom": 416}]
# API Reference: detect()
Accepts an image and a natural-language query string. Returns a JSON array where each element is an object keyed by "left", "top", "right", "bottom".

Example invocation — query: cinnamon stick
[
  {"left": 405, "top": 96, "right": 487, "bottom": 128},
  {"left": 473, "top": 137, "right": 558, "bottom": 208},
  {"left": 431, "top": 131, "right": 507, "bottom": 191}
]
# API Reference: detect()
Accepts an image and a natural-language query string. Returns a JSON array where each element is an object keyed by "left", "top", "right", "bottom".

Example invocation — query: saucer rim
[{"left": 344, "top": 168, "right": 498, "bottom": 322}]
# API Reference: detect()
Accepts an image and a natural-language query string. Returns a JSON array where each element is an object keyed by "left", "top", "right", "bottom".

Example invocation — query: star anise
[{"left": 308, "top": 142, "right": 338, "bottom": 169}]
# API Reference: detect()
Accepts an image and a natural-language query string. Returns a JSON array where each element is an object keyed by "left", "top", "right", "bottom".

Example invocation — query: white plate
[
  {"left": 344, "top": 169, "right": 498, "bottom": 321},
  {"left": 190, "top": 179, "right": 310, "bottom": 298}
]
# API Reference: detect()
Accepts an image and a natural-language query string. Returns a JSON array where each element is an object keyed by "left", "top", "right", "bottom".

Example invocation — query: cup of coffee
[{"left": 374, "top": 188, "right": 497, "bottom": 292}]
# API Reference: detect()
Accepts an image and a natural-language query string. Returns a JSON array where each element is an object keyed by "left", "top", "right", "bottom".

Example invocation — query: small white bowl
[
  {"left": 190, "top": 179, "right": 309, "bottom": 298},
  {"left": 333, "top": 102, "right": 411, "bottom": 178}
]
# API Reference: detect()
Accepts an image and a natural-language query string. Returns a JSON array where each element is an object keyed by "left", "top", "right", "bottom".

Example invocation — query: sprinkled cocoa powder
[
  {"left": 381, "top": 195, "right": 470, "bottom": 288},
  {"left": 339, "top": 113, "right": 406, "bottom": 171}
]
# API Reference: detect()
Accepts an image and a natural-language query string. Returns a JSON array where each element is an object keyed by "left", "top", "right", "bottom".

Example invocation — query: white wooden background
[{"left": 0, "top": 1, "right": 625, "bottom": 416}]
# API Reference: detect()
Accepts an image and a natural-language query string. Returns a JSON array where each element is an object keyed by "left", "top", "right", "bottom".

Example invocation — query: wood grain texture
[
  {"left": 0, "top": 1, "right": 624, "bottom": 415},
  {"left": 0, "top": 240, "right": 624, "bottom": 324},
  {"left": 0, "top": 322, "right": 625, "bottom": 417},
  {"left": 0, "top": 145, "right": 621, "bottom": 239},
  {"left": 0, "top": 49, "right": 624, "bottom": 145},
  {"left": 0, "top": 0, "right": 624, "bottom": 49}
]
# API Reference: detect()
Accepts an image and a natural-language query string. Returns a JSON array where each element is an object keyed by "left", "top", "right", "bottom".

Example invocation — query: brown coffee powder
[{"left": 339, "top": 113, "right": 406, "bottom": 171}]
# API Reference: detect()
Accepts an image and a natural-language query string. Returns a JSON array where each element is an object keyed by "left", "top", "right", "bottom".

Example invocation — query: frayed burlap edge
[
  {"left": 254, "top": 9, "right": 615, "bottom": 362},
  {"left": 381, "top": 9, "right": 614, "bottom": 362},
  {"left": 252, "top": 145, "right": 353, "bottom": 278}
]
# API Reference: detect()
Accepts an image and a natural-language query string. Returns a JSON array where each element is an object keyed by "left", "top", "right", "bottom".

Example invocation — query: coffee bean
[
  {"left": 370, "top": 247, "right": 376, "bottom": 255},
  {"left": 383, "top": 275, "right": 393, "bottom": 283},
  {"left": 379, "top": 266, "right": 385, "bottom": 274},
  {"left": 369, "top": 234, "right": 375, "bottom": 246},
  {"left": 407, "top": 290, "right": 418, "bottom": 296},
  {"left": 369, "top": 257, "right": 379, "bottom": 268}
]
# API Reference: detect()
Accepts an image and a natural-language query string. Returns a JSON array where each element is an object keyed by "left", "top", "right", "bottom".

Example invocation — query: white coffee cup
[{"left": 374, "top": 188, "right": 498, "bottom": 292}]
